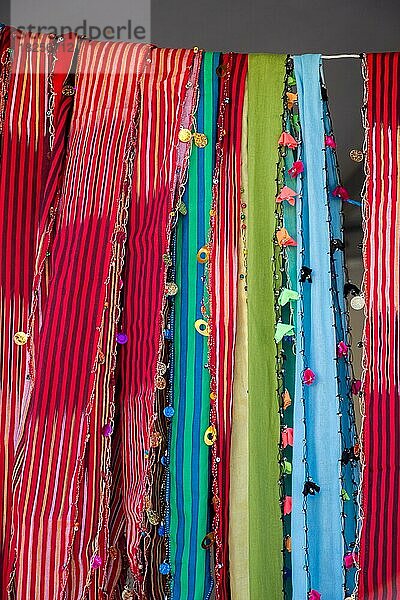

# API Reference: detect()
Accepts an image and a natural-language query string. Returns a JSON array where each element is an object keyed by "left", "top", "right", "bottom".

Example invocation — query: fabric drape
[
  {"left": 247, "top": 54, "right": 286, "bottom": 599},
  {"left": 292, "top": 54, "right": 343, "bottom": 599}
]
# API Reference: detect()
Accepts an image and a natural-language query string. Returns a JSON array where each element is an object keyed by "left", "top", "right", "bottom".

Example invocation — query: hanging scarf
[
  {"left": 323, "top": 96, "right": 359, "bottom": 597},
  {"left": 247, "top": 53, "right": 286, "bottom": 599},
  {"left": 5, "top": 39, "right": 151, "bottom": 599},
  {"left": 168, "top": 51, "right": 218, "bottom": 600},
  {"left": 229, "top": 81, "right": 250, "bottom": 600},
  {"left": 359, "top": 51, "right": 400, "bottom": 599},
  {"left": 291, "top": 54, "right": 343, "bottom": 598},
  {"left": 208, "top": 51, "right": 247, "bottom": 600},
  {"left": 0, "top": 28, "right": 76, "bottom": 594},
  {"left": 115, "top": 46, "right": 199, "bottom": 599}
]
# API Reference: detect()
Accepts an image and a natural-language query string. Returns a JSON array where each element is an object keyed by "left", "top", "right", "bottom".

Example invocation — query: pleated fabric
[
  {"left": 0, "top": 27, "right": 76, "bottom": 594},
  {"left": 247, "top": 54, "right": 285, "bottom": 599},
  {"left": 5, "top": 39, "right": 151, "bottom": 600},
  {"left": 359, "top": 52, "right": 400, "bottom": 600},
  {"left": 169, "top": 51, "right": 218, "bottom": 600},
  {"left": 229, "top": 82, "right": 250, "bottom": 600},
  {"left": 208, "top": 52, "right": 247, "bottom": 600},
  {"left": 291, "top": 54, "right": 343, "bottom": 599}
]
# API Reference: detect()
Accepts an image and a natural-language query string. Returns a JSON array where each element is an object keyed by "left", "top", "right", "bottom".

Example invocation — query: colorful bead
[
  {"left": 102, "top": 423, "right": 113, "bottom": 437},
  {"left": 116, "top": 332, "right": 128, "bottom": 344},
  {"left": 91, "top": 554, "right": 102, "bottom": 569},
  {"left": 163, "top": 406, "right": 174, "bottom": 418},
  {"left": 159, "top": 561, "right": 171, "bottom": 575}
]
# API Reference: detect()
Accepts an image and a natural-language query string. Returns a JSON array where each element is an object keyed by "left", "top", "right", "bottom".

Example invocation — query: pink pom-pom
[
  {"left": 325, "top": 135, "right": 336, "bottom": 148},
  {"left": 333, "top": 185, "right": 350, "bottom": 201},
  {"left": 337, "top": 341, "right": 349, "bottom": 357},
  {"left": 303, "top": 368, "right": 316, "bottom": 385},
  {"left": 288, "top": 160, "right": 304, "bottom": 177}
]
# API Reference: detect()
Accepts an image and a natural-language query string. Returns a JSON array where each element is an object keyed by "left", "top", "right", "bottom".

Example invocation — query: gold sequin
[
  {"left": 166, "top": 282, "right": 179, "bottom": 296},
  {"left": 204, "top": 425, "right": 217, "bottom": 446},
  {"left": 195, "top": 319, "right": 210, "bottom": 336},
  {"left": 13, "top": 331, "right": 28, "bottom": 345},
  {"left": 150, "top": 432, "right": 162, "bottom": 447},
  {"left": 178, "top": 128, "right": 192, "bottom": 143},
  {"left": 216, "top": 64, "right": 228, "bottom": 78},
  {"left": 285, "top": 535, "right": 292, "bottom": 552},
  {"left": 201, "top": 532, "right": 216, "bottom": 549},
  {"left": 163, "top": 253, "right": 172, "bottom": 266},
  {"left": 157, "top": 361, "right": 167, "bottom": 375},
  {"left": 146, "top": 508, "right": 160, "bottom": 525},
  {"left": 197, "top": 246, "right": 210, "bottom": 263},
  {"left": 193, "top": 132, "right": 208, "bottom": 148},
  {"left": 62, "top": 85, "right": 75, "bottom": 96},
  {"left": 155, "top": 375, "right": 167, "bottom": 390},
  {"left": 349, "top": 149, "right": 364, "bottom": 162}
]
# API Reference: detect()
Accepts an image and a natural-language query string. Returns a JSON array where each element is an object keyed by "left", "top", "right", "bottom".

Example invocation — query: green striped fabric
[{"left": 169, "top": 52, "right": 218, "bottom": 600}]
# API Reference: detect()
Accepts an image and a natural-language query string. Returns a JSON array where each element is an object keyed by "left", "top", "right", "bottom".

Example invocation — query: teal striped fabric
[{"left": 169, "top": 52, "right": 219, "bottom": 600}]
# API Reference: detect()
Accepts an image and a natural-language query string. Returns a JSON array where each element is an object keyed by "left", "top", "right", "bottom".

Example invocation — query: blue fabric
[
  {"left": 292, "top": 54, "right": 343, "bottom": 599},
  {"left": 323, "top": 101, "right": 359, "bottom": 595}
]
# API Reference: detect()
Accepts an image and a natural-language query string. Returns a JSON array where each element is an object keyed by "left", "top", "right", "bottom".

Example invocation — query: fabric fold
[
  {"left": 247, "top": 53, "right": 286, "bottom": 599},
  {"left": 291, "top": 54, "right": 343, "bottom": 599}
]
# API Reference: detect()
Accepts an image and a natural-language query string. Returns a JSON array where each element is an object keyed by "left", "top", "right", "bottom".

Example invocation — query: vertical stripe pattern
[
  {"left": 359, "top": 51, "right": 400, "bottom": 600},
  {"left": 6, "top": 39, "right": 148, "bottom": 599},
  {"left": 209, "top": 52, "right": 247, "bottom": 600},
  {"left": 169, "top": 51, "right": 219, "bottom": 600}
]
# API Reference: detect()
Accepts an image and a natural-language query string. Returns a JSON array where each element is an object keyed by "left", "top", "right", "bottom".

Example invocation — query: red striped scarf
[
  {"left": 6, "top": 39, "right": 149, "bottom": 599},
  {"left": 113, "top": 46, "right": 198, "bottom": 598},
  {"left": 359, "top": 52, "right": 400, "bottom": 599},
  {"left": 209, "top": 52, "right": 247, "bottom": 600},
  {"left": 0, "top": 28, "right": 75, "bottom": 593}
]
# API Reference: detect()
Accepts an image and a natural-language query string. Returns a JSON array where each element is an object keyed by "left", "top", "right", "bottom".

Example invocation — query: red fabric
[
  {"left": 359, "top": 52, "right": 400, "bottom": 599},
  {"left": 5, "top": 39, "right": 148, "bottom": 598},
  {"left": 0, "top": 28, "right": 74, "bottom": 593},
  {"left": 118, "top": 47, "right": 197, "bottom": 598},
  {"left": 209, "top": 52, "right": 247, "bottom": 600}
]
